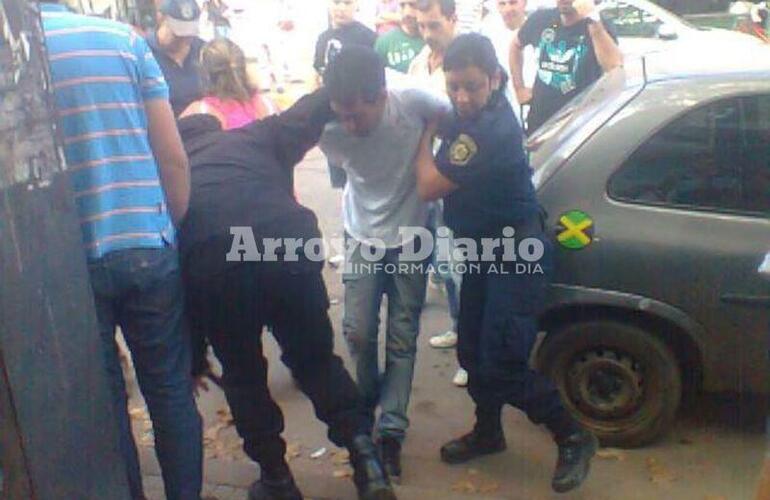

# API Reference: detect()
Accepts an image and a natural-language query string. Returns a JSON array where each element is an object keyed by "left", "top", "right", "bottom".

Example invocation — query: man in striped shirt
[{"left": 40, "top": 2, "right": 201, "bottom": 498}]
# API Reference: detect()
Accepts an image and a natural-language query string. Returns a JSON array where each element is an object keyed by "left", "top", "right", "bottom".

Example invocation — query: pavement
[{"left": 131, "top": 149, "right": 767, "bottom": 500}]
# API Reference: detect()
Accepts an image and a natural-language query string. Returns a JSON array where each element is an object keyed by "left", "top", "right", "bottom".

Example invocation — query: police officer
[
  {"left": 413, "top": 33, "right": 597, "bottom": 494},
  {"left": 177, "top": 90, "right": 396, "bottom": 500}
]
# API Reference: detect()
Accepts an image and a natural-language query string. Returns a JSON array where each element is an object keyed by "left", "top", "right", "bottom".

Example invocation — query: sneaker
[
  {"left": 429, "top": 330, "right": 458, "bottom": 348},
  {"left": 377, "top": 437, "right": 402, "bottom": 484},
  {"left": 440, "top": 429, "right": 506, "bottom": 465},
  {"left": 452, "top": 368, "right": 468, "bottom": 387},
  {"left": 551, "top": 429, "right": 599, "bottom": 493}
]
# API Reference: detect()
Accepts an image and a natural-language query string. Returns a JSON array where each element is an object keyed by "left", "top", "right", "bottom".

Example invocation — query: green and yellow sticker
[{"left": 556, "top": 210, "right": 594, "bottom": 250}]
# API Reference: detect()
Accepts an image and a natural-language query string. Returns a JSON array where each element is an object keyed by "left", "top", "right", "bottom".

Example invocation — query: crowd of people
[{"left": 37, "top": 0, "right": 625, "bottom": 499}]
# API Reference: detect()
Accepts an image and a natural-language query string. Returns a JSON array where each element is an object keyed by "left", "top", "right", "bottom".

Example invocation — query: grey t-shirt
[{"left": 320, "top": 88, "right": 450, "bottom": 248}]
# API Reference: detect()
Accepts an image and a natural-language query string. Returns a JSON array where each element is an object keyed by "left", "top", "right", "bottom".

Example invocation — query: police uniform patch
[{"left": 448, "top": 134, "right": 478, "bottom": 167}]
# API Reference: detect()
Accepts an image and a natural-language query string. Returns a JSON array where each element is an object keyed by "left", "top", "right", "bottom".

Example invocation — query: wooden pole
[{"left": 0, "top": 1, "right": 131, "bottom": 498}]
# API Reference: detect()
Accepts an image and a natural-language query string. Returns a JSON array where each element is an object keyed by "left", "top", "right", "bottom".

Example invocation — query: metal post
[{"left": 0, "top": 1, "right": 131, "bottom": 498}]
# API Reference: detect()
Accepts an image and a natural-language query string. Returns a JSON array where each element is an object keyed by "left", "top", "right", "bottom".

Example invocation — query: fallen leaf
[
  {"left": 311, "top": 447, "right": 327, "bottom": 459},
  {"left": 479, "top": 482, "right": 500, "bottom": 494},
  {"left": 332, "top": 450, "right": 350, "bottom": 466},
  {"left": 285, "top": 443, "right": 302, "bottom": 460},
  {"left": 596, "top": 448, "right": 626, "bottom": 461},
  {"left": 646, "top": 457, "right": 678, "bottom": 485},
  {"left": 333, "top": 468, "right": 353, "bottom": 479},
  {"left": 679, "top": 437, "right": 694, "bottom": 445},
  {"left": 452, "top": 480, "right": 478, "bottom": 494},
  {"left": 128, "top": 407, "right": 146, "bottom": 419}
]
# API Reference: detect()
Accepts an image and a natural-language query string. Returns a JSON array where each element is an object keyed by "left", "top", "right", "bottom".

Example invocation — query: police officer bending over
[
  {"left": 177, "top": 91, "right": 397, "bottom": 500},
  {"left": 414, "top": 33, "right": 598, "bottom": 493}
]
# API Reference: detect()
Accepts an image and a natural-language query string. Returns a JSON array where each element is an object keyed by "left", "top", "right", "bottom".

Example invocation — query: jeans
[
  {"left": 88, "top": 248, "right": 203, "bottom": 500},
  {"left": 342, "top": 237, "right": 428, "bottom": 442},
  {"left": 427, "top": 202, "right": 461, "bottom": 330},
  {"left": 185, "top": 262, "right": 367, "bottom": 470}
]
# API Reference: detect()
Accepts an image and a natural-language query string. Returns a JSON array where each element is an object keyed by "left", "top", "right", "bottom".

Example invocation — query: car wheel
[{"left": 537, "top": 320, "right": 681, "bottom": 448}]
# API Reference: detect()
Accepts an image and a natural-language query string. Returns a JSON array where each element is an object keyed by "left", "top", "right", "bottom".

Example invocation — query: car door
[{"left": 606, "top": 93, "right": 770, "bottom": 393}]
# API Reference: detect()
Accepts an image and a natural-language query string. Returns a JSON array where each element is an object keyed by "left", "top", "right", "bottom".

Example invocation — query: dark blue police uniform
[{"left": 435, "top": 90, "right": 577, "bottom": 440}]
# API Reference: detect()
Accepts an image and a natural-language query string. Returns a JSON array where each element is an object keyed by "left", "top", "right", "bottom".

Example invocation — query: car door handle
[{"left": 720, "top": 294, "right": 770, "bottom": 307}]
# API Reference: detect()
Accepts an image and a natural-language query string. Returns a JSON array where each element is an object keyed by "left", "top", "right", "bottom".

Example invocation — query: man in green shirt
[{"left": 375, "top": 0, "right": 425, "bottom": 73}]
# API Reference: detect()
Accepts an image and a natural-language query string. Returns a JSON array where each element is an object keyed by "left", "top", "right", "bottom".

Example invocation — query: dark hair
[
  {"left": 323, "top": 46, "right": 386, "bottom": 105},
  {"left": 415, "top": 0, "right": 455, "bottom": 18},
  {"left": 443, "top": 33, "right": 507, "bottom": 88}
]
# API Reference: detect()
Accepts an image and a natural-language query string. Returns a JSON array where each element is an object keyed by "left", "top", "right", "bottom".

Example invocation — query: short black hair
[
  {"left": 444, "top": 33, "right": 500, "bottom": 79},
  {"left": 415, "top": 0, "right": 455, "bottom": 18},
  {"left": 323, "top": 46, "right": 386, "bottom": 105}
]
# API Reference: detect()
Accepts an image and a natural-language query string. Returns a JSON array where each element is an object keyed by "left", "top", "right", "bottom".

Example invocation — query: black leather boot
[
  {"left": 551, "top": 429, "right": 598, "bottom": 493},
  {"left": 248, "top": 462, "right": 303, "bottom": 500},
  {"left": 440, "top": 428, "right": 506, "bottom": 464},
  {"left": 377, "top": 437, "right": 402, "bottom": 484},
  {"left": 349, "top": 435, "right": 397, "bottom": 500}
]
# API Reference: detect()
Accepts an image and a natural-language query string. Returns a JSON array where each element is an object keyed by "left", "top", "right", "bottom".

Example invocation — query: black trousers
[
  {"left": 187, "top": 262, "right": 367, "bottom": 468},
  {"left": 456, "top": 240, "right": 576, "bottom": 440}
]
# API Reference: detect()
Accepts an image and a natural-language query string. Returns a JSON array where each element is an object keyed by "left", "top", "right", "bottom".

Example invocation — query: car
[
  {"left": 527, "top": 46, "right": 770, "bottom": 448},
  {"left": 521, "top": 0, "right": 762, "bottom": 56}
]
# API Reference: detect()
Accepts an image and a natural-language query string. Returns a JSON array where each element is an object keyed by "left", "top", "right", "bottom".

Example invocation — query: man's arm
[
  {"left": 145, "top": 98, "right": 190, "bottom": 225},
  {"left": 509, "top": 33, "right": 532, "bottom": 105},
  {"left": 587, "top": 19, "right": 623, "bottom": 72},
  {"left": 573, "top": 0, "right": 623, "bottom": 72},
  {"left": 415, "top": 122, "right": 458, "bottom": 201},
  {"left": 263, "top": 89, "right": 335, "bottom": 169}
]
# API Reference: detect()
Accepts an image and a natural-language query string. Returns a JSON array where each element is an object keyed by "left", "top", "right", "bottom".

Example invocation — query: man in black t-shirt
[
  {"left": 510, "top": 0, "right": 622, "bottom": 134},
  {"left": 314, "top": 0, "right": 378, "bottom": 78},
  {"left": 314, "top": 0, "right": 377, "bottom": 189}
]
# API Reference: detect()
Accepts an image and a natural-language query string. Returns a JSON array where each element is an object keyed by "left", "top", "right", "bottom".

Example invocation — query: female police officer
[{"left": 413, "top": 33, "right": 597, "bottom": 494}]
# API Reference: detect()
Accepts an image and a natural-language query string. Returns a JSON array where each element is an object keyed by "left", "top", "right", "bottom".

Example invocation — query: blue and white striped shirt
[{"left": 41, "top": 4, "right": 175, "bottom": 259}]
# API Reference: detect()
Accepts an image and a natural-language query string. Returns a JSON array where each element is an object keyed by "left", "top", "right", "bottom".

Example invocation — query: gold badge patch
[{"left": 448, "top": 134, "right": 478, "bottom": 166}]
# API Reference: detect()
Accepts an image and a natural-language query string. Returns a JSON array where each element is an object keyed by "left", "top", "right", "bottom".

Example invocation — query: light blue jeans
[{"left": 342, "top": 237, "right": 428, "bottom": 442}]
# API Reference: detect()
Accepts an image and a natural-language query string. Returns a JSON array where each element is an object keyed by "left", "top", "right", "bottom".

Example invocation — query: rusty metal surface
[{"left": 0, "top": 2, "right": 131, "bottom": 498}]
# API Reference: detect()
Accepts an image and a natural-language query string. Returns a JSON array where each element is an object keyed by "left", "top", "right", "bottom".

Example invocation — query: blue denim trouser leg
[
  {"left": 89, "top": 248, "right": 203, "bottom": 500},
  {"left": 342, "top": 239, "right": 427, "bottom": 442}
]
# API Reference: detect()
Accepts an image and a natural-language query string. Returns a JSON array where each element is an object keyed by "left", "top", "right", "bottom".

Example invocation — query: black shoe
[
  {"left": 551, "top": 429, "right": 599, "bottom": 493},
  {"left": 440, "top": 429, "right": 506, "bottom": 465},
  {"left": 248, "top": 463, "right": 303, "bottom": 500},
  {"left": 377, "top": 437, "right": 402, "bottom": 484},
  {"left": 349, "top": 435, "right": 398, "bottom": 500}
]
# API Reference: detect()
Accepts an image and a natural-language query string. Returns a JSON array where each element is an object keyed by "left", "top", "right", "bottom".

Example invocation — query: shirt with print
[
  {"left": 436, "top": 91, "right": 540, "bottom": 240},
  {"left": 314, "top": 21, "right": 377, "bottom": 76},
  {"left": 41, "top": 3, "right": 174, "bottom": 259},
  {"left": 375, "top": 27, "right": 425, "bottom": 73},
  {"left": 518, "top": 8, "right": 616, "bottom": 133},
  {"left": 320, "top": 88, "right": 451, "bottom": 248}
]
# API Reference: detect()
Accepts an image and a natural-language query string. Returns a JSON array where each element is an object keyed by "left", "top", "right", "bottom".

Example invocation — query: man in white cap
[{"left": 148, "top": 0, "right": 205, "bottom": 115}]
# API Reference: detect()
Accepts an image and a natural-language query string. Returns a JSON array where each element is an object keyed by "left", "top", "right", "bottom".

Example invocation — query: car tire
[{"left": 537, "top": 320, "right": 681, "bottom": 448}]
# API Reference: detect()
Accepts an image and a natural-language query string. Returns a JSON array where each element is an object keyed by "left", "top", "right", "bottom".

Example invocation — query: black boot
[
  {"left": 551, "top": 429, "right": 598, "bottom": 493},
  {"left": 349, "top": 435, "right": 397, "bottom": 500},
  {"left": 377, "top": 437, "right": 402, "bottom": 484},
  {"left": 440, "top": 428, "right": 506, "bottom": 464},
  {"left": 248, "top": 462, "right": 303, "bottom": 500}
]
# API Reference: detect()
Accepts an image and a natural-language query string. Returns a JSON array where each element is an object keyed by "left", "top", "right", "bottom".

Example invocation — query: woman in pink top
[{"left": 182, "top": 38, "right": 278, "bottom": 130}]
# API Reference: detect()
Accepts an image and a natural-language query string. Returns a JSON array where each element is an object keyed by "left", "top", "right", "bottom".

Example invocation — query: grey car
[{"left": 528, "top": 48, "right": 770, "bottom": 447}]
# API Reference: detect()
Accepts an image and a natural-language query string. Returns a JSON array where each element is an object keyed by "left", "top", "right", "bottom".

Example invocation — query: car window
[
  {"left": 609, "top": 95, "right": 770, "bottom": 216},
  {"left": 600, "top": 0, "right": 663, "bottom": 38}
]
